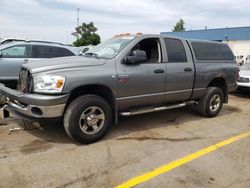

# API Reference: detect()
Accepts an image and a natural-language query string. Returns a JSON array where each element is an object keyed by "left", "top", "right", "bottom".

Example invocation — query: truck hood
[{"left": 22, "top": 56, "right": 106, "bottom": 73}]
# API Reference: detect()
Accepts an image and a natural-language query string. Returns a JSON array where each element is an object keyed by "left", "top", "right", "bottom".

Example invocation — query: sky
[{"left": 0, "top": 0, "right": 250, "bottom": 44}]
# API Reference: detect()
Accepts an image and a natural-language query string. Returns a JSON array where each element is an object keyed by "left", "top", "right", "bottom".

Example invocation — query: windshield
[
  {"left": 85, "top": 36, "right": 135, "bottom": 59},
  {"left": 241, "top": 63, "right": 250, "bottom": 70}
]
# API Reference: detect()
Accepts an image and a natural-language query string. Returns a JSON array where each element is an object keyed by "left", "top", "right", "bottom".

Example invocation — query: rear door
[
  {"left": 33, "top": 45, "right": 55, "bottom": 58},
  {"left": 0, "top": 44, "right": 32, "bottom": 81},
  {"left": 163, "top": 38, "right": 194, "bottom": 102}
]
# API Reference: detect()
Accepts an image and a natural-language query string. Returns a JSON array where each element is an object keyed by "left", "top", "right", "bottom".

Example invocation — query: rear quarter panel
[
  {"left": 187, "top": 40, "right": 238, "bottom": 100},
  {"left": 192, "top": 61, "right": 238, "bottom": 99}
]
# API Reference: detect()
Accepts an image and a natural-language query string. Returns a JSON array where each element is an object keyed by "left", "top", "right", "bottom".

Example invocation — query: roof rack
[{"left": 24, "top": 40, "right": 63, "bottom": 45}]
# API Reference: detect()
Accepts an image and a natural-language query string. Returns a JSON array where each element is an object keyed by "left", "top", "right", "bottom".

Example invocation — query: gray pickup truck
[{"left": 0, "top": 34, "right": 238, "bottom": 144}]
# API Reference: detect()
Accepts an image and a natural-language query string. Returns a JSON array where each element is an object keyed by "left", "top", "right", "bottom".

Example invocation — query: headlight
[{"left": 33, "top": 75, "right": 65, "bottom": 93}]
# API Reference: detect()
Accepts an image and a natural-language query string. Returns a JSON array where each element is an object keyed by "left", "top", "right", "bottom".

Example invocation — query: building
[{"left": 161, "top": 26, "right": 250, "bottom": 61}]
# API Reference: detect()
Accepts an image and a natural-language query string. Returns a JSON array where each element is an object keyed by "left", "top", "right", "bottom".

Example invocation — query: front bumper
[{"left": 0, "top": 84, "right": 69, "bottom": 119}]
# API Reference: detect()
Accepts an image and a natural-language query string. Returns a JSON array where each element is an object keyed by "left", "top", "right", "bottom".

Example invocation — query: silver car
[{"left": 0, "top": 41, "right": 76, "bottom": 88}]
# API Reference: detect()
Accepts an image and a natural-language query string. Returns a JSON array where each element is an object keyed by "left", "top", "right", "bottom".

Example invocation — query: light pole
[{"left": 76, "top": 8, "right": 80, "bottom": 39}]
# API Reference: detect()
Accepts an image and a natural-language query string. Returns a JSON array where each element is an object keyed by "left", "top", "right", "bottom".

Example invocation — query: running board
[{"left": 120, "top": 101, "right": 197, "bottom": 116}]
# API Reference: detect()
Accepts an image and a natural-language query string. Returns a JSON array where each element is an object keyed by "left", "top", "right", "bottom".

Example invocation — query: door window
[
  {"left": 164, "top": 38, "right": 187, "bottom": 62},
  {"left": 54, "top": 47, "right": 75, "bottom": 57},
  {"left": 191, "top": 42, "right": 234, "bottom": 60},
  {"left": 36, "top": 45, "right": 55, "bottom": 58},
  {"left": 1, "top": 45, "right": 32, "bottom": 58},
  {"left": 131, "top": 38, "right": 161, "bottom": 63}
]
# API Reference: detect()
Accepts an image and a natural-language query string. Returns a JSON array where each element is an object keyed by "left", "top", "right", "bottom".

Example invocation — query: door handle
[
  {"left": 24, "top": 59, "right": 29, "bottom": 62},
  {"left": 184, "top": 68, "right": 192, "bottom": 72},
  {"left": 154, "top": 69, "right": 165, "bottom": 73}
]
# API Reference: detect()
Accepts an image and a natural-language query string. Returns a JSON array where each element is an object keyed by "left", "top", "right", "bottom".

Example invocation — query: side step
[{"left": 120, "top": 101, "right": 197, "bottom": 116}]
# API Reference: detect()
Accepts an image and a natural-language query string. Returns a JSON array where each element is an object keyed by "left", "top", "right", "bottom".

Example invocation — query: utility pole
[
  {"left": 77, "top": 8, "right": 80, "bottom": 27},
  {"left": 77, "top": 8, "right": 80, "bottom": 39}
]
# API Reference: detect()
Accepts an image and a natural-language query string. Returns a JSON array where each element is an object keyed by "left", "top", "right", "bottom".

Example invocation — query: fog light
[{"left": 31, "top": 107, "right": 43, "bottom": 116}]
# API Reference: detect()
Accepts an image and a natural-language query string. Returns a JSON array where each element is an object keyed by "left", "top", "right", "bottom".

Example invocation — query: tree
[
  {"left": 172, "top": 19, "right": 186, "bottom": 32},
  {"left": 72, "top": 22, "right": 101, "bottom": 46}
]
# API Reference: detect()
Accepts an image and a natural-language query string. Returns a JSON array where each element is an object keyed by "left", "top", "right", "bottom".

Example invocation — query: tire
[
  {"left": 196, "top": 87, "right": 224, "bottom": 118},
  {"left": 63, "top": 95, "right": 113, "bottom": 144}
]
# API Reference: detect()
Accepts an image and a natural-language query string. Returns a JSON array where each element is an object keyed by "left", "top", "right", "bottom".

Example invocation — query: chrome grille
[{"left": 19, "top": 68, "right": 31, "bottom": 93}]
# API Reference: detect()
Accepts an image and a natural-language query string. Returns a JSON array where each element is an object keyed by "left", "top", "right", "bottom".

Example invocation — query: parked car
[
  {"left": 79, "top": 45, "right": 94, "bottom": 55},
  {"left": 0, "top": 34, "right": 238, "bottom": 144},
  {"left": 236, "top": 63, "right": 250, "bottom": 90},
  {"left": 246, "top": 55, "right": 250, "bottom": 64},
  {"left": 0, "top": 41, "right": 76, "bottom": 88},
  {"left": 235, "top": 54, "right": 250, "bottom": 66}
]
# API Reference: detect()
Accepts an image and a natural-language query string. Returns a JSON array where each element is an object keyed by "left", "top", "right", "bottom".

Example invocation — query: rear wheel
[
  {"left": 196, "top": 87, "right": 224, "bottom": 117},
  {"left": 63, "top": 95, "right": 113, "bottom": 144}
]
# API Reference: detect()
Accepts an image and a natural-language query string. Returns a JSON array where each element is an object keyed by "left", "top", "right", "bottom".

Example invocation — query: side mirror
[
  {"left": 0, "top": 51, "right": 2, "bottom": 57},
  {"left": 123, "top": 50, "right": 147, "bottom": 64}
]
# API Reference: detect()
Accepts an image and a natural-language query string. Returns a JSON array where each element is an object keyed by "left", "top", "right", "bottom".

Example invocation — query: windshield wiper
[{"left": 84, "top": 52, "right": 101, "bottom": 59}]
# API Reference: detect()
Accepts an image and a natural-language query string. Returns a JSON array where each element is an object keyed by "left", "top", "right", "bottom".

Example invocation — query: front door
[
  {"left": 0, "top": 45, "right": 32, "bottom": 82},
  {"left": 116, "top": 38, "right": 166, "bottom": 110}
]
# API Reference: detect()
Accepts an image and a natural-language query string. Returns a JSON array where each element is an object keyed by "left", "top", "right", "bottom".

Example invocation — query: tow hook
[
  {"left": 0, "top": 94, "right": 6, "bottom": 108},
  {"left": 3, "top": 107, "right": 10, "bottom": 118},
  {"left": 0, "top": 94, "right": 9, "bottom": 118}
]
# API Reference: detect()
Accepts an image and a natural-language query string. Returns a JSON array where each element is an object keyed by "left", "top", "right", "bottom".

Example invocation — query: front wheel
[
  {"left": 63, "top": 95, "right": 113, "bottom": 144},
  {"left": 196, "top": 87, "right": 224, "bottom": 117}
]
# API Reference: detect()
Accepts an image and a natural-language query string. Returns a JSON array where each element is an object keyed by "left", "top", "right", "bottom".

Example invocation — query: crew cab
[{"left": 0, "top": 34, "right": 238, "bottom": 144}]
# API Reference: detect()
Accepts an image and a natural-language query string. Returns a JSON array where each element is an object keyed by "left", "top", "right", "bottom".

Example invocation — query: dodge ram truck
[{"left": 0, "top": 34, "right": 238, "bottom": 144}]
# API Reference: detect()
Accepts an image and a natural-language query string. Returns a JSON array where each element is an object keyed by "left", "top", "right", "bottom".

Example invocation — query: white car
[
  {"left": 79, "top": 45, "right": 94, "bottom": 55},
  {"left": 246, "top": 55, "right": 250, "bottom": 64},
  {"left": 236, "top": 63, "right": 250, "bottom": 90}
]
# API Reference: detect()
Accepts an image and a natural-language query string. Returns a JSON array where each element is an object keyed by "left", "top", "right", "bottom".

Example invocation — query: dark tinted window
[
  {"left": 1, "top": 45, "right": 32, "bottom": 58},
  {"left": 164, "top": 38, "right": 187, "bottom": 62},
  {"left": 191, "top": 42, "right": 234, "bottom": 60},
  {"left": 54, "top": 47, "right": 74, "bottom": 57},
  {"left": 36, "top": 45, "right": 55, "bottom": 58}
]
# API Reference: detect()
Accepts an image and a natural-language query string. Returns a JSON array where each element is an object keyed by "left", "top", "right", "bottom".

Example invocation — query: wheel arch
[
  {"left": 207, "top": 77, "right": 228, "bottom": 103},
  {"left": 66, "top": 84, "right": 118, "bottom": 124}
]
